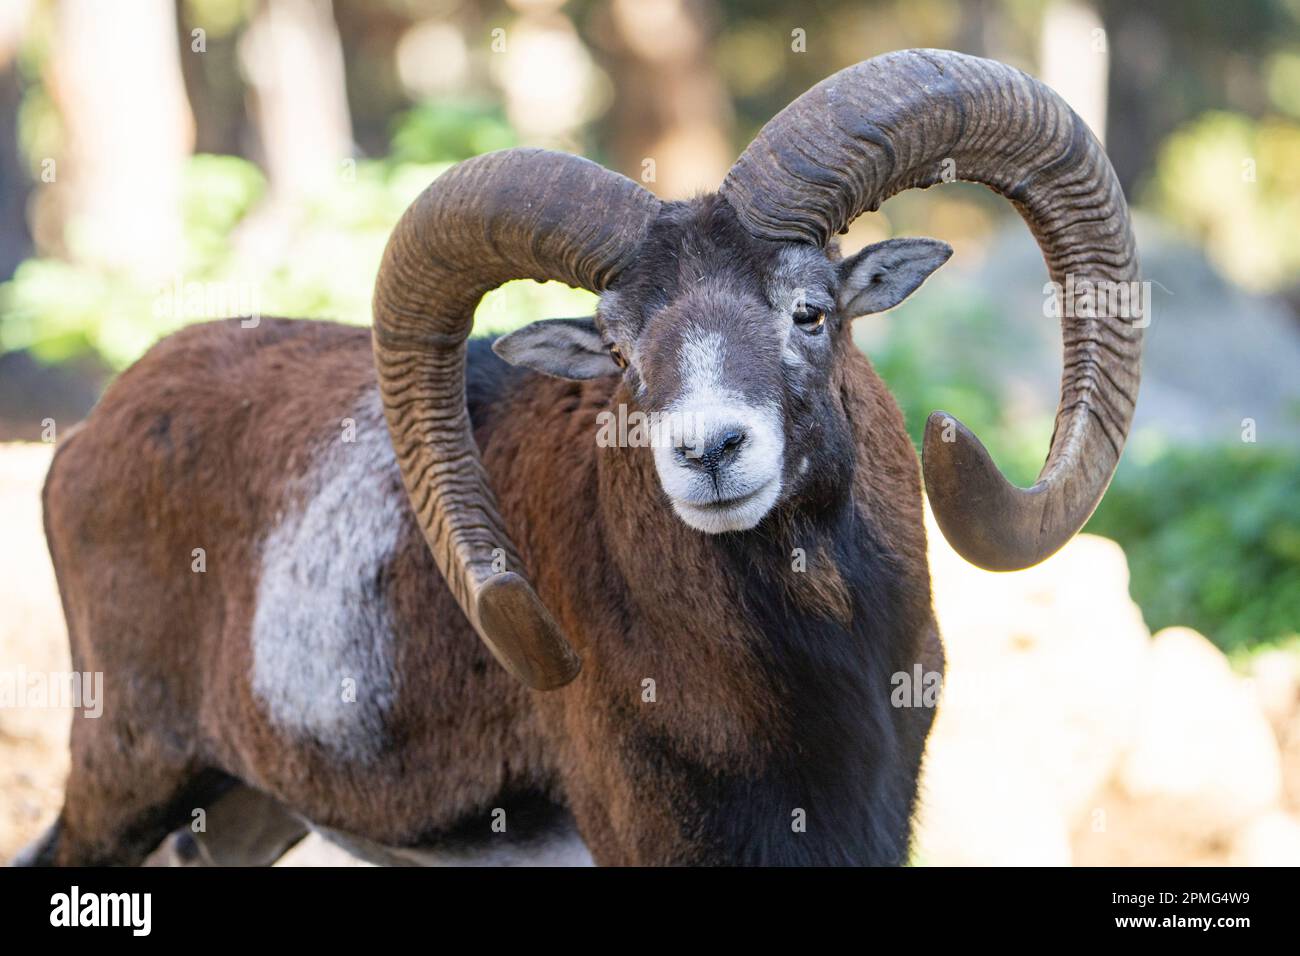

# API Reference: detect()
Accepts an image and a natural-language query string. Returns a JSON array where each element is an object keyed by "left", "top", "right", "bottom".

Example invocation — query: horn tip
[
  {"left": 476, "top": 572, "right": 582, "bottom": 690},
  {"left": 921, "top": 411, "right": 1056, "bottom": 572}
]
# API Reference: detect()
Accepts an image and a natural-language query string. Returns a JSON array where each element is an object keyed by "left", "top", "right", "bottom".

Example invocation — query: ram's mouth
[
  {"left": 671, "top": 479, "right": 781, "bottom": 534},
  {"left": 686, "top": 485, "right": 767, "bottom": 511}
]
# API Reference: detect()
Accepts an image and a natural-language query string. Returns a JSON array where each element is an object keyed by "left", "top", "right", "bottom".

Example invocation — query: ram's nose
[{"left": 678, "top": 428, "right": 748, "bottom": 475}]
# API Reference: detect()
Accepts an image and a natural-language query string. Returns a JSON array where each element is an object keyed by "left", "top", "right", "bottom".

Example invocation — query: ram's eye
[
  {"left": 793, "top": 308, "right": 826, "bottom": 333},
  {"left": 609, "top": 344, "right": 628, "bottom": 369}
]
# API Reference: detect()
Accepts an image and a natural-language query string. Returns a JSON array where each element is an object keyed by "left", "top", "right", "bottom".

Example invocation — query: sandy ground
[{"left": 0, "top": 444, "right": 71, "bottom": 860}]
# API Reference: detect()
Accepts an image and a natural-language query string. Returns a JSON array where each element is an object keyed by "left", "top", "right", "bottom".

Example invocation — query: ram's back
[
  {"left": 38, "top": 317, "right": 557, "bottom": 839},
  {"left": 42, "top": 319, "right": 371, "bottom": 682}
]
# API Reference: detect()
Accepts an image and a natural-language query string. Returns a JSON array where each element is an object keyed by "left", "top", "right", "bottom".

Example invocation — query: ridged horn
[
  {"left": 721, "top": 49, "right": 1142, "bottom": 571},
  {"left": 373, "top": 148, "right": 660, "bottom": 687}
]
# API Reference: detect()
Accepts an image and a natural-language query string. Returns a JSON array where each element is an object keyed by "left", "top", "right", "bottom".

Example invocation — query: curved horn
[
  {"left": 373, "top": 148, "right": 660, "bottom": 688},
  {"left": 720, "top": 49, "right": 1142, "bottom": 571}
]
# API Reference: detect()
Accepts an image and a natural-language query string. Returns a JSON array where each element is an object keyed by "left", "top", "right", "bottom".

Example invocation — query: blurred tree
[
  {"left": 228, "top": 0, "right": 355, "bottom": 274},
  {"left": 1100, "top": 0, "right": 1300, "bottom": 192},
  {"left": 1147, "top": 111, "right": 1300, "bottom": 291},
  {"left": 47, "top": 0, "right": 193, "bottom": 279},
  {"left": 335, "top": 0, "right": 417, "bottom": 158},
  {"left": 0, "top": 0, "right": 34, "bottom": 282},
  {"left": 1039, "top": 0, "right": 1108, "bottom": 144},
  {"left": 176, "top": 0, "right": 253, "bottom": 157},
  {"left": 239, "top": 0, "right": 354, "bottom": 204},
  {"left": 587, "top": 0, "right": 734, "bottom": 197},
  {"left": 490, "top": 0, "right": 607, "bottom": 152}
]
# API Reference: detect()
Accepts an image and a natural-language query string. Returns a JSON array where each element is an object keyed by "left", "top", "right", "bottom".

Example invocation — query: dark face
[
  {"left": 493, "top": 195, "right": 951, "bottom": 535},
  {"left": 597, "top": 198, "right": 849, "bottom": 532}
]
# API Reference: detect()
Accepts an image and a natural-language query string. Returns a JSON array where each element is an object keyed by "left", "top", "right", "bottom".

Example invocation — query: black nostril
[{"left": 682, "top": 429, "right": 747, "bottom": 474}]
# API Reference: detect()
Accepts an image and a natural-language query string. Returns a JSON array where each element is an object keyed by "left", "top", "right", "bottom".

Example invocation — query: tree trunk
[
  {"left": 0, "top": 0, "right": 34, "bottom": 281},
  {"left": 1039, "top": 0, "right": 1108, "bottom": 146},
  {"left": 239, "top": 0, "right": 353, "bottom": 203},
  {"left": 593, "top": 0, "right": 734, "bottom": 200},
  {"left": 49, "top": 0, "right": 193, "bottom": 278}
]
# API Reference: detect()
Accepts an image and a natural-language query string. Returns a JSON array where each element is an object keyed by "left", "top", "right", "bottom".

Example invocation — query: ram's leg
[
  {"left": 9, "top": 820, "right": 63, "bottom": 866},
  {"left": 23, "top": 713, "right": 222, "bottom": 867},
  {"left": 149, "top": 785, "right": 308, "bottom": 867}
]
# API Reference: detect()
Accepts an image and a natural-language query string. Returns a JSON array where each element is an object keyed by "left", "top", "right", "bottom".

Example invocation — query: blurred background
[{"left": 0, "top": 0, "right": 1297, "bottom": 865}]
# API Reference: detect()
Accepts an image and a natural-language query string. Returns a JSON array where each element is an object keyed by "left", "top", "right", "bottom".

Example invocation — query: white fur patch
[
  {"left": 652, "top": 332, "right": 784, "bottom": 533},
  {"left": 250, "top": 391, "right": 404, "bottom": 759}
]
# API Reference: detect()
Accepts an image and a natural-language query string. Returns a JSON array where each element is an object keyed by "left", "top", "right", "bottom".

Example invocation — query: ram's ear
[
  {"left": 492, "top": 317, "right": 622, "bottom": 380},
  {"left": 837, "top": 238, "right": 952, "bottom": 318}
]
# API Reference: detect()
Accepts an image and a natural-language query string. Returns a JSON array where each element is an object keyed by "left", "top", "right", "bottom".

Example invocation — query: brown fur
[{"left": 37, "top": 312, "right": 941, "bottom": 866}]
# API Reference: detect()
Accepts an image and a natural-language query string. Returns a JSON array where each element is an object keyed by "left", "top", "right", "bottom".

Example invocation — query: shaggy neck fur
[{"left": 477, "top": 336, "right": 937, "bottom": 865}]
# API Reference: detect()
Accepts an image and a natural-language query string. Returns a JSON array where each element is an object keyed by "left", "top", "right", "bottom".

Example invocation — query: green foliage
[
  {"left": 1145, "top": 110, "right": 1300, "bottom": 291},
  {"left": 0, "top": 154, "right": 267, "bottom": 366},
  {"left": 1085, "top": 445, "right": 1300, "bottom": 651},
  {"left": 388, "top": 101, "right": 516, "bottom": 165},
  {"left": 859, "top": 287, "right": 1298, "bottom": 653},
  {"left": 0, "top": 104, "right": 590, "bottom": 369},
  {"left": 856, "top": 283, "right": 1052, "bottom": 489},
  {"left": 180, "top": 154, "right": 267, "bottom": 263}
]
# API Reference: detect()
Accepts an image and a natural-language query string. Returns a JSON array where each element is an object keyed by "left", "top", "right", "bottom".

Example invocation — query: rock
[
  {"left": 1117, "top": 627, "right": 1282, "bottom": 837},
  {"left": 276, "top": 834, "right": 375, "bottom": 867},
  {"left": 1277, "top": 707, "right": 1300, "bottom": 817},
  {"left": 0, "top": 443, "right": 71, "bottom": 864},
  {"left": 914, "top": 743, "right": 1071, "bottom": 865},
  {"left": 915, "top": 505, "right": 1150, "bottom": 864},
  {"left": 916, "top": 509, "right": 1293, "bottom": 867},
  {"left": 1247, "top": 649, "right": 1300, "bottom": 734},
  {"left": 1230, "top": 811, "right": 1300, "bottom": 866}
]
